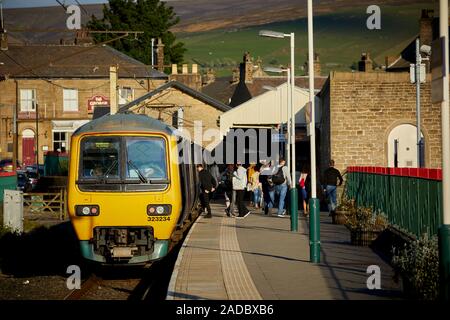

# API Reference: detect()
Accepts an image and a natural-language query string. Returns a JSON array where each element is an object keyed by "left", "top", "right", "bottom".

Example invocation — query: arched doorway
[
  {"left": 22, "top": 129, "right": 35, "bottom": 166},
  {"left": 387, "top": 124, "right": 424, "bottom": 168}
]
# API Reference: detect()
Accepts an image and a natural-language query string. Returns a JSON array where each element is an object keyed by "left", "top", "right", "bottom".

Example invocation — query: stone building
[
  {"left": 118, "top": 81, "right": 231, "bottom": 149},
  {"left": 318, "top": 71, "right": 445, "bottom": 173},
  {"left": 0, "top": 44, "right": 167, "bottom": 165},
  {"left": 319, "top": 8, "right": 448, "bottom": 173}
]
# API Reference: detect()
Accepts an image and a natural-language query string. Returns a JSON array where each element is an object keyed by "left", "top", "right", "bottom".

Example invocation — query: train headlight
[
  {"left": 147, "top": 204, "right": 171, "bottom": 216},
  {"left": 75, "top": 205, "right": 100, "bottom": 216}
]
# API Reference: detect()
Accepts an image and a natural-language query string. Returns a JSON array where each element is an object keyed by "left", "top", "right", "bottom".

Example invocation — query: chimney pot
[
  {"left": 182, "top": 64, "right": 188, "bottom": 74},
  {"left": 192, "top": 64, "right": 198, "bottom": 74},
  {"left": 172, "top": 64, "right": 178, "bottom": 74}
]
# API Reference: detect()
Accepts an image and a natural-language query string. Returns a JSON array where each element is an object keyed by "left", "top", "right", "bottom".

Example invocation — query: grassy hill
[{"left": 177, "top": 2, "right": 436, "bottom": 76}]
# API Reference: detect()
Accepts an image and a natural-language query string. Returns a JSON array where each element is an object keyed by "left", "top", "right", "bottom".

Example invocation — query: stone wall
[{"left": 320, "top": 71, "right": 444, "bottom": 173}]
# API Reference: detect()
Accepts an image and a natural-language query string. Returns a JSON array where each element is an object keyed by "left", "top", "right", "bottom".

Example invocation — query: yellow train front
[{"left": 67, "top": 113, "right": 199, "bottom": 264}]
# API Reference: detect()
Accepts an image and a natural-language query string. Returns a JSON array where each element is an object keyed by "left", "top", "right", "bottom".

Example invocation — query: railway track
[{"left": 63, "top": 233, "right": 186, "bottom": 301}]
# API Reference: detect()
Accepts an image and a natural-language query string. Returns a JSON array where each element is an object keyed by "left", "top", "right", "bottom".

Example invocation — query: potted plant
[
  {"left": 333, "top": 196, "right": 356, "bottom": 225},
  {"left": 392, "top": 234, "right": 439, "bottom": 300},
  {"left": 345, "top": 206, "right": 388, "bottom": 246}
]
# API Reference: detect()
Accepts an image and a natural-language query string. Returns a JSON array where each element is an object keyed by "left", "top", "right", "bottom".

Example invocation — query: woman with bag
[{"left": 299, "top": 165, "right": 310, "bottom": 216}]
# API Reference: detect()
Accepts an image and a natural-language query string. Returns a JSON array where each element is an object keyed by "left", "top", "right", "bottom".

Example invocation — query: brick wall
[{"left": 320, "top": 71, "right": 444, "bottom": 173}]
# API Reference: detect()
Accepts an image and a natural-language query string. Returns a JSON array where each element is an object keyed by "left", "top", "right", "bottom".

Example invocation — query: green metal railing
[{"left": 346, "top": 166, "right": 443, "bottom": 238}]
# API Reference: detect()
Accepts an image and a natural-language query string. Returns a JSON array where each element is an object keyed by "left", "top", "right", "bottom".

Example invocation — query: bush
[
  {"left": 345, "top": 205, "right": 388, "bottom": 231},
  {"left": 391, "top": 234, "right": 439, "bottom": 300},
  {"left": 336, "top": 196, "right": 357, "bottom": 213}
]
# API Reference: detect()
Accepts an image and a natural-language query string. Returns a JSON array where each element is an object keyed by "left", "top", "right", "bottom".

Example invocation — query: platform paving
[{"left": 167, "top": 202, "right": 403, "bottom": 300}]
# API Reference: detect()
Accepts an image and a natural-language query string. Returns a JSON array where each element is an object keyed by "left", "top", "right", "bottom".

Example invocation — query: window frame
[
  {"left": 63, "top": 89, "right": 79, "bottom": 112},
  {"left": 20, "top": 89, "right": 36, "bottom": 112},
  {"left": 77, "top": 135, "right": 170, "bottom": 192}
]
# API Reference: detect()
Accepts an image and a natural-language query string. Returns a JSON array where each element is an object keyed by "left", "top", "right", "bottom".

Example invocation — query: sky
[{"left": 2, "top": 0, "right": 108, "bottom": 8}]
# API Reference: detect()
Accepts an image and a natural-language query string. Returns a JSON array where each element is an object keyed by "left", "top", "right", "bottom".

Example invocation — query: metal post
[
  {"left": 286, "top": 69, "right": 291, "bottom": 176},
  {"left": 289, "top": 33, "right": 298, "bottom": 232},
  {"left": 439, "top": 0, "right": 450, "bottom": 300},
  {"left": 308, "top": 0, "right": 320, "bottom": 263},
  {"left": 151, "top": 38, "right": 155, "bottom": 67},
  {"left": 415, "top": 38, "right": 423, "bottom": 167},
  {"left": 35, "top": 102, "right": 39, "bottom": 170}
]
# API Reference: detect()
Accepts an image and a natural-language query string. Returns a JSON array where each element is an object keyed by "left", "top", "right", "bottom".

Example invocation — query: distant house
[
  {"left": 228, "top": 52, "right": 327, "bottom": 107},
  {"left": 0, "top": 43, "right": 167, "bottom": 165},
  {"left": 118, "top": 80, "right": 231, "bottom": 148}
]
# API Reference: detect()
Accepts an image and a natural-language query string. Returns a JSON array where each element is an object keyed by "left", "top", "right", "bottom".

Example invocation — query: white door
[{"left": 387, "top": 124, "right": 424, "bottom": 168}]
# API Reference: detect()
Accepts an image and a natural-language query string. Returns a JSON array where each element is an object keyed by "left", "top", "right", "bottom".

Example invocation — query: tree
[{"left": 87, "top": 0, "right": 186, "bottom": 66}]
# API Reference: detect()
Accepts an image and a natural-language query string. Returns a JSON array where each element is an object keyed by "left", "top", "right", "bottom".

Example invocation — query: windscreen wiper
[
  {"left": 103, "top": 159, "right": 118, "bottom": 179},
  {"left": 127, "top": 160, "right": 148, "bottom": 184}
]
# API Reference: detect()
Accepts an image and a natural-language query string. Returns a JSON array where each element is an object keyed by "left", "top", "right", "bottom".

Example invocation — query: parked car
[
  {"left": 17, "top": 170, "right": 32, "bottom": 192},
  {"left": 25, "top": 164, "right": 44, "bottom": 175},
  {"left": 0, "top": 159, "right": 21, "bottom": 172}
]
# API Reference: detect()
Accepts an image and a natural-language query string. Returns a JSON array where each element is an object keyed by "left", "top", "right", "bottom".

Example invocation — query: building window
[
  {"left": 53, "top": 131, "right": 68, "bottom": 152},
  {"left": 63, "top": 89, "right": 78, "bottom": 111},
  {"left": 20, "top": 89, "right": 36, "bottom": 112},
  {"left": 119, "top": 87, "right": 134, "bottom": 106}
]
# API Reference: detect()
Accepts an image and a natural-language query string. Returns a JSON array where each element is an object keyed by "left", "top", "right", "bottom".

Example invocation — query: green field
[{"left": 177, "top": 3, "right": 436, "bottom": 77}]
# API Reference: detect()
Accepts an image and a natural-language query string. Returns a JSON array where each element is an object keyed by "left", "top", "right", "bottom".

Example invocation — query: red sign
[{"left": 88, "top": 95, "right": 109, "bottom": 113}]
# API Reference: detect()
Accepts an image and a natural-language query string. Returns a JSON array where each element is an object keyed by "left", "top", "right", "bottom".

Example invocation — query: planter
[
  {"left": 349, "top": 228, "right": 383, "bottom": 246},
  {"left": 332, "top": 210, "right": 347, "bottom": 225}
]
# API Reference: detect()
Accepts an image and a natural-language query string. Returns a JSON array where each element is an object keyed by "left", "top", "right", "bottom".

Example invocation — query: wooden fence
[{"left": 23, "top": 189, "right": 67, "bottom": 220}]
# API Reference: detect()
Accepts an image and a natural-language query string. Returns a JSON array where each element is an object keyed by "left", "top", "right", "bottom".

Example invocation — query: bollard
[
  {"left": 309, "top": 198, "right": 320, "bottom": 263},
  {"left": 289, "top": 188, "right": 298, "bottom": 231},
  {"left": 439, "top": 225, "right": 450, "bottom": 300}
]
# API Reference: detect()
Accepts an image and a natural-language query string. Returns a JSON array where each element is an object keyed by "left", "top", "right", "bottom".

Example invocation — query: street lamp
[
  {"left": 263, "top": 66, "right": 291, "bottom": 167},
  {"left": 307, "top": 0, "right": 320, "bottom": 263},
  {"left": 260, "top": 31, "right": 298, "bottom": 232}
]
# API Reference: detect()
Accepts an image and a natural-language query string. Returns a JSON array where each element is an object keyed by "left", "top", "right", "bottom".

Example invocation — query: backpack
[{"left": 271, "top": 166, "right": 285, "bottom": 185}]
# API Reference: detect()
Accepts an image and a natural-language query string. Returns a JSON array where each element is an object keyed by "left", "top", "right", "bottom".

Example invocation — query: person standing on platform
[
  {"left": 272, "top": 158, "right": 291, "bottom": 217},
  {"left": 323, "top": 160, "right": 343, "bottom": 217},
  {"left": 197, "top": 164, "right": 217, "bottom": 218},
  {"left": 249, "top": 165, "right": 262, "bottom": 209},
  {"left": 220, "top": 164, "right": 235, "bottom": 217},
  {"left": 299, "top": 165, "right": 310, "bottom": 216},
  {"left": 260, "top": 160, "right": 275, "bottom": 215},
  {"left": 233, "top": 162, "right": 251, "bottom": 219}
]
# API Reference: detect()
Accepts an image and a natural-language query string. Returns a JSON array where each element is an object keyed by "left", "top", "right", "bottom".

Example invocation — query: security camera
[{"left": 420, "top": 45, "right": 431, "bottom": 56}]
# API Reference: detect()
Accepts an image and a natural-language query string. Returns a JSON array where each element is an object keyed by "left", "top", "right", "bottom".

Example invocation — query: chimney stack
[
  {"left": 240, "top": 52, "right": 253, "bottom": 83},
  {"left": 419, "top": 9, "right": 434, "bottom": 46},
  {"left": 171, "top": 64, "right": 178, "bottom": 74},
  {"left": 156, "top": 38, "right": 165, "bottom": 72},
  {"left": 182, "top": 64, "right": 188, "bottom": 74},
  {"left": 358, "top": 52, "right": 373, "bottom": 72},
  {"left": 109, "top": 66, "right": 118, "bottom": 114}
]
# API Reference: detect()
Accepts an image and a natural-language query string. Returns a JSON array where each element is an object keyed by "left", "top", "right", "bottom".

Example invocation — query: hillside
[
  {"left": 178, "top": 2, "right": 437, "bottom": 76},
  {"left": 1, "top": 0, "right": 437, "bottom": 76}
]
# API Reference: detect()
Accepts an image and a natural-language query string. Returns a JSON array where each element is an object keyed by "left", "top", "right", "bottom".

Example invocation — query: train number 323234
[{"left": 148, "top": 216, "right": 171, "bottom": 222}]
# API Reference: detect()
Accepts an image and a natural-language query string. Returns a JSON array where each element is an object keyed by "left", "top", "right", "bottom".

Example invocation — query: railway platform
[{"left": 167, "top": 202, "right": 403, "bottom": 300}]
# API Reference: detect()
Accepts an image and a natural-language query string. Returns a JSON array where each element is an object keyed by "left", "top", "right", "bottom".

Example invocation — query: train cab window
[
  {"left": 80, "top": 137, "right": 120, "bottom": 179},
  {"left": 125, "top": 137, "right": 168, "bottom": 181}
]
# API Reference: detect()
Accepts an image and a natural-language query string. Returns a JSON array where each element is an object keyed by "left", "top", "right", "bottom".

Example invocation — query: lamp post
[
  {"left": 307, "top": 0, "right": 320, "bottom": 263},
  {"left": 263, "top": 67, "right": 291, "bottom": 164},
  {"left": 438, "top": 0, "right": 450, "bottom": 300},
  {"left": 259, "top": 31, "right": 298, "bottom": 232}
]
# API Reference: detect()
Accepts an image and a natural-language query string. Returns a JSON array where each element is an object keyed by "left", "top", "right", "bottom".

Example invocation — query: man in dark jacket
[
  {"left": 323, "top": 160, "right": 343, "bottom": 216},
  {"left": 197, "top": 164, "right": 217, "bottom": 218}
]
